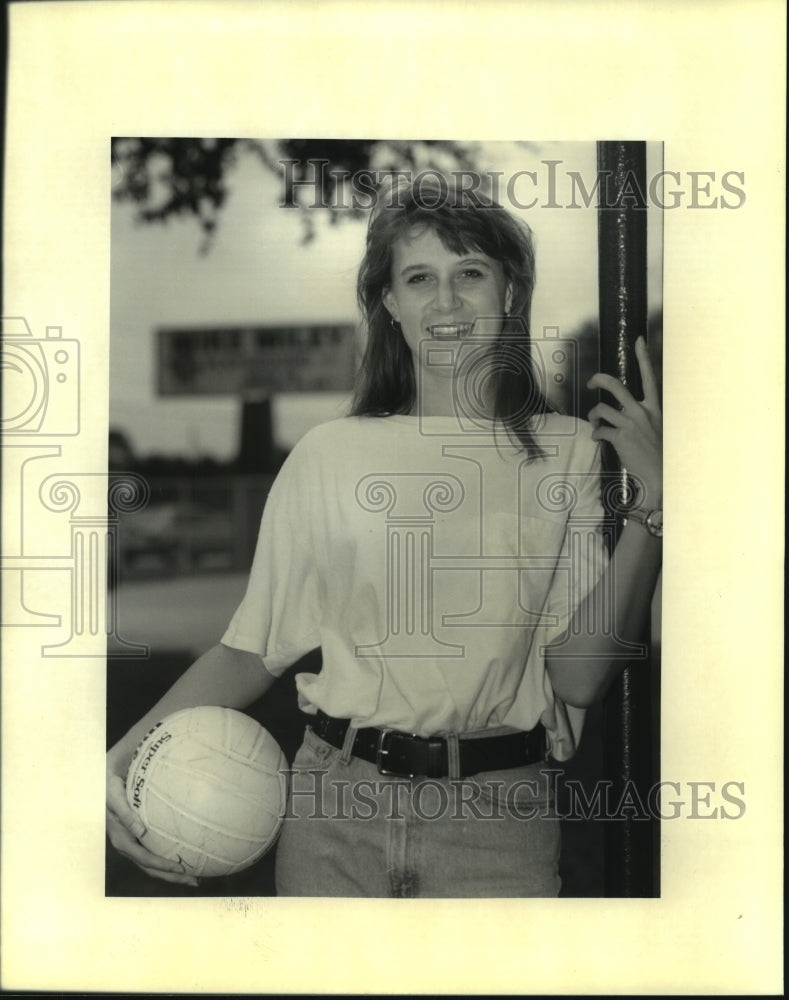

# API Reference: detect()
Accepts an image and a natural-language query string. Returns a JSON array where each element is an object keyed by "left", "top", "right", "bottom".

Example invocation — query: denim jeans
[{"left": 275, "top": 726, "right": 561, "bottom": 898}]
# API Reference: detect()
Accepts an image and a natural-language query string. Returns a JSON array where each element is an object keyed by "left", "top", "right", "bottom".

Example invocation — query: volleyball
[{"left": 125, "top": 706, "right": 287, "bottom": 877}]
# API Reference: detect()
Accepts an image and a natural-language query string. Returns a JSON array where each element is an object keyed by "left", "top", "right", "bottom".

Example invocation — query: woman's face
[{"left": 382, "top": 226, "right": 512, "bottom": 369}]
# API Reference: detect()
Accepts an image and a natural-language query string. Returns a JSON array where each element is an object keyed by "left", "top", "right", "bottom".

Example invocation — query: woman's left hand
[{"left": 587, "top": 336, "right": 663, "bottom": 507}]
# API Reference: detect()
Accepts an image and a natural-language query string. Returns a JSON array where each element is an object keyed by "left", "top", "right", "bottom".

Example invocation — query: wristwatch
[{"left": 626, "top": 506, "right": 663, "bottom": 538}]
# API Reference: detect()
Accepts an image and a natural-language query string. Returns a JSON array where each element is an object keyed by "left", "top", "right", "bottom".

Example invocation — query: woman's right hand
[
  {"left": 106, "top": 755, "right": 200, "bottom": 887},
  {"left": 105, "top": 645, "right": 278, "bottom": 888}
]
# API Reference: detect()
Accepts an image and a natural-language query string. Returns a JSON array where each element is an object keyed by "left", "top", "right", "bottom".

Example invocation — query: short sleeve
[
  {"left": 535, "top": 436, "right": 610, "bottom": 759},
  {"left": 221, "top": 444, "right": 323, "bottom": 675},
  {"left": 544, "top": 439, "right": 609, "bottom": 634}
]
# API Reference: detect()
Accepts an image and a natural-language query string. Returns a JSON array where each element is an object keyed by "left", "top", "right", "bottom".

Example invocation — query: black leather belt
[{"left": 311, "top": 710, "right": 546, "bottom": 779}]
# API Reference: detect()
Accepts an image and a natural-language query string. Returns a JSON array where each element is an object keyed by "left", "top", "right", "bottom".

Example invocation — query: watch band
[{"left": 626, "top": 505, "right": 663, "bottom": 537}]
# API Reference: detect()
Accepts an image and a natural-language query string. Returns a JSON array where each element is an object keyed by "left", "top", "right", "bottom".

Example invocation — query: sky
[{"left": 110, "top": 141, "right": 662, "bottom": 459}]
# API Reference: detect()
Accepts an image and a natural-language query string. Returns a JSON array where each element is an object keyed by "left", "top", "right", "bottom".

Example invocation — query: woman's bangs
[{"left": 393, "top": 207, "right": 496, "bottom": 261}]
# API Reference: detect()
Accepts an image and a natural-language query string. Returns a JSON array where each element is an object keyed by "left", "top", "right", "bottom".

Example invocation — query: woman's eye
[
  {"left": 460, "top": 268, "right": 484, "bottom": 279},
  {"left": 406, "top": 273, "right": 430, "bottom": 285}
]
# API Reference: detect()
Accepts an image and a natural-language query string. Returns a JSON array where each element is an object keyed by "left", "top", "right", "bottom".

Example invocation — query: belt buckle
[{"left": 376, "top": 728, "right": 416, "bottom": 779}]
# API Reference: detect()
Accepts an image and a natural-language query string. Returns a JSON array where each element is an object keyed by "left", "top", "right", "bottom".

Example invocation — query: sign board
[{"left": 157, "top": 324, "right": 357, "bottom": 396}]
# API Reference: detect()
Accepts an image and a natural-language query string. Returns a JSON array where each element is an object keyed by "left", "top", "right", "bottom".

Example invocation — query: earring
[{"left": 390, "top": 317, "right": 400, "bottom": 330}]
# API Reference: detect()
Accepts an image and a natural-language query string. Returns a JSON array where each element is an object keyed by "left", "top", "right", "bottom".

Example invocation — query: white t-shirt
[{"left": 222, "top": 413, "right": 608, "bottom": 760}]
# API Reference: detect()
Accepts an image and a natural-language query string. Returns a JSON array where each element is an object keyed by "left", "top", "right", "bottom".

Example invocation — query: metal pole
[{"left": 597, "top": 140, "right": 659, "bottom": 897}]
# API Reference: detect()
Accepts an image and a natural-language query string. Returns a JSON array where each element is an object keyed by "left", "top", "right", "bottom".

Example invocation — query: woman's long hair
[{"left": 351, "top": 173, "right": 552, "bottom": 459}]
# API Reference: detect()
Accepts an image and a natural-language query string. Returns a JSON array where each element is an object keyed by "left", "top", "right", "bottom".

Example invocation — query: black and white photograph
[
  {"left": 1, "top": 2, "right": 783, "bottom": 994},
  {"left": 105, "top": 139, "right": 665, "bottom": 902}
]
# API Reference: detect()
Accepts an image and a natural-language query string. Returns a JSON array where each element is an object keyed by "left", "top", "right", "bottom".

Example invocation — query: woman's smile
[
  {"left": 427, "top": 322, "right": 473, "bottom": 338},
  {"left": 383, "top": 226, "right": 511, "bottom": 362}
]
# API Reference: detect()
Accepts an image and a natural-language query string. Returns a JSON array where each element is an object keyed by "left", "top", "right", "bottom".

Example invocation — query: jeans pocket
[{"left": 283, "top": 728, "right": 345, "bottom": 822}]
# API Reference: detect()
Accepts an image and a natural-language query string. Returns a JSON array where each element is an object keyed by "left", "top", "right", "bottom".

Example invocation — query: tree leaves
[{"left": 111, "top": 137, "right": 483, "bottom": 249}]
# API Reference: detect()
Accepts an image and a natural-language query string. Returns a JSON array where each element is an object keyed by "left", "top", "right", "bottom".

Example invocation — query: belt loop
[
  {"left": 446, "top": 732, "right": 461, "bottom": 780},
  {"left": 339, "top": 722, "right": 358, "bottom": 765}
]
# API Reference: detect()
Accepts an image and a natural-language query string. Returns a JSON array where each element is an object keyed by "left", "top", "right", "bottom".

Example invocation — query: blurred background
[{"left": 107, "top": 139, "right": 662, "bottom": 897}]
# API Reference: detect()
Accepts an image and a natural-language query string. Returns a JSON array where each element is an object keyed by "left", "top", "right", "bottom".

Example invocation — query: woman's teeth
[{"left": 428, "top": 323, "right": 472, "bottom": 338}]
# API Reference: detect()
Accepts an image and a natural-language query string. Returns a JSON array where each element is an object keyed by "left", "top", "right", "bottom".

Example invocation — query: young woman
[{"left": 106, "top": 174, "right": 662, "bottom": 897}]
